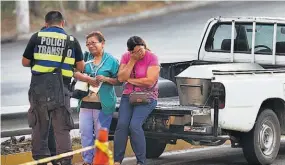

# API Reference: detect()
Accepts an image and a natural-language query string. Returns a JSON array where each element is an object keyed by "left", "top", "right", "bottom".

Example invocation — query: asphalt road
[
  {"left": 121, "top": 142, "right": 285, "bottom": 165},
  {"left": 1, "top": 1, "right": 285, "bottom": 108}
]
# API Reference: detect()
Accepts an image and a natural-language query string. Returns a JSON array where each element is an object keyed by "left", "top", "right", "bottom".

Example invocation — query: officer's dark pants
[
  {"left": 34, "top": 122, "right": 57, "bottom": 165},
  {"left": 28, "top": 88, "right": 73, "bottom": 165},
  {"left": 48, "top": 121, "right": 57, "bottom": 165}
]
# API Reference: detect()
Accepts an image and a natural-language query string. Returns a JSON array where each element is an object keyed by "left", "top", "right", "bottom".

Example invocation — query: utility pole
[
  {"left": 59, "top": 1, "right": 69, "bottom": 27},
  {"left": 16, "top": 0, "right": 30, "bottom": 34},
  {"left": 78, "top": 0, "right": 86, "bottom": 11}
]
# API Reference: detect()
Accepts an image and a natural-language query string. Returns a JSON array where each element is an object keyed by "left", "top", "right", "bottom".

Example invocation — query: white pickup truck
[{"left": 134, "top": 16, "right": 285, "bottom": 165}]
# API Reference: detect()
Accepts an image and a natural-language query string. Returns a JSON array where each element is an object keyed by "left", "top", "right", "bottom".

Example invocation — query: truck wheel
[
  {"left": 146, "top": 138, "right": 167, "bottom": 159},
  {"left": 241, "top": 109, "right": 281, "bottom": 165}
]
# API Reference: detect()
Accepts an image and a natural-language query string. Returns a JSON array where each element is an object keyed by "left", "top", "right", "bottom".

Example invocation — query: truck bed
[{"left": 117, "top": 96, "right": 211, "bottom": 115}]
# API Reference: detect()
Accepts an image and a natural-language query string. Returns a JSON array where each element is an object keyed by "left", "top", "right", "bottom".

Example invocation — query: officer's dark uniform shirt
[{"left": 22, "top": 26, "right": 83, "bottom": 85}]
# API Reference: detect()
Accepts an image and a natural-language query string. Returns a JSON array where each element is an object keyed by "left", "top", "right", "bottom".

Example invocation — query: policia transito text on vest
[{"left": 22, "top": 26, "right": 83, "bottom": 85}]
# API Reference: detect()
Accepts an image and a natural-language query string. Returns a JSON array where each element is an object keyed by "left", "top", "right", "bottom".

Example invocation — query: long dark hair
[{"left": 127, "top": 36, "right": 150, "bottom": 51}]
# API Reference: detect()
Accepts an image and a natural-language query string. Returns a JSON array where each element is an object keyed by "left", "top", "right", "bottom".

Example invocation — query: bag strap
[
  {"left": 58, "top": 35, "right": 70, "bottom": 71},
  {"left": 132, "top": 66, "right": 157, "bottom": 92},
  {"left": 132, "top": 69, "right": 135, "bottom": 92}
]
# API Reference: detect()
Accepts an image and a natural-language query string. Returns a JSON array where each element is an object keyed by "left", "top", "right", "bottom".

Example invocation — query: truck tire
[
  {"left": 241, "top": 109, "right": 281, "bottom": 165},
  {"left": 146, "top": 138, "right": 167, "bottom": 159}
]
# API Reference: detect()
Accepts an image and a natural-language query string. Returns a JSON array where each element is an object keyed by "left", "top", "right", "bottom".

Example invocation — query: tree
[
  {"left": 87, "top": 1, "right": 101, "bottom": 13},
  {"left": 78, "top": 0, "right": 86, "bottom": 11},
  {"left": 58, "top": 0, "right": 69, "bottom": 27},
  {"left": 16, "top": 0, "right": 30, "bottom": 34},
  {"left": 29, "top": 1, "right": 41, "bottom": 17}
]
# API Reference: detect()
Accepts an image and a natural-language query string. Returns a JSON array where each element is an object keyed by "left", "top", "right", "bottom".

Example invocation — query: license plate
[{"left": 184, "top": 126, "right": 207, "bottom": 133}]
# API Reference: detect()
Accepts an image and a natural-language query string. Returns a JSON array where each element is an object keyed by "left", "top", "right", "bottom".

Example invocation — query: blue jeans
[
  {"left": 79, "top": 108, "right": 113, "bottom": 164},
  {"left": 114, "top": 95, "right": 157, "bottom": 165}
]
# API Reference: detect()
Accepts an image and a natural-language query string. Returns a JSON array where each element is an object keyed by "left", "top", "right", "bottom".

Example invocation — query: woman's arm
[
  {"left": 96, "top": 75, "right": 120, "bottom": 85},
  {"left": 105, "top": 77, "right": 120, "bottom": 85},
  {"left": 127, "top": 65, "right": 160, "bottom": 87},
  {"left": 118, "top": 49, "right": 144, "bottom": 82},
  {"left": 74, "top": 72, "right": 90, "bottom": 82},
  {"left": 74, "top": 72, "right": 98, "bottom": 87},
  {"left": 117, "top": 60, "right": 136, "bottom": 82}
]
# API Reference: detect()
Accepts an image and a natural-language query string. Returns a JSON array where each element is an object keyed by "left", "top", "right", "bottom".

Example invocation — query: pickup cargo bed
[{"left": 116, "top": 96, "right": 211, "bottom": 115}]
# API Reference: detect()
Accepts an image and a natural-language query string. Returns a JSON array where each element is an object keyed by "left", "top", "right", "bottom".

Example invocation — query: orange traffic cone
[{"left": 93, "top": 128, "right": 114, "bottom": 165}]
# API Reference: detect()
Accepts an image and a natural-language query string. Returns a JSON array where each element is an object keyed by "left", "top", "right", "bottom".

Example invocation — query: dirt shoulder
[{"left": 1, "top": 136, "right": 201, "bottom": 156}]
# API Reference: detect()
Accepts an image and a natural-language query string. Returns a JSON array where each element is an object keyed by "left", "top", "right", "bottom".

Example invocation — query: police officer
[
  {"left": 22, "top": 11, "right": 84, "bottom": 165},
  {"left": 37, "top": 25, "right": 58, "bottom": 165}
]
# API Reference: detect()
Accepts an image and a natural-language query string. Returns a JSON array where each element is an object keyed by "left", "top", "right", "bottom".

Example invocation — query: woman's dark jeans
[{"left": 114, "top": 95, "right": 157, "bottom": 165}]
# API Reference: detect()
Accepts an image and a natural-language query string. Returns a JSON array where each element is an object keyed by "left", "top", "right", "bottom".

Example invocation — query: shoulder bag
[{"left": 129, "top": 69, "right": 155, "bottom": 105}]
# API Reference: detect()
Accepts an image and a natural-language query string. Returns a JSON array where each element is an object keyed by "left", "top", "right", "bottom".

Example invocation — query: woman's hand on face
[
  {"left": 130, "top": 46, "right": 144, "bottom": 61},
  {"left": 130, "top": 50, "right": 140, "bottom": 61}
]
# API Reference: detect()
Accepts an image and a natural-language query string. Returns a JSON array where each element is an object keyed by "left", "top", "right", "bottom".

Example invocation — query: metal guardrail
[
  {"left": 1, "top": 78, "right": 178, "bottom": 138},
  {"left": 1, "top": 104, "right": 120, "bottom": 138},
  {"left": 1, "top": 103, "right": 78, "bottom": 138},
  {"left": 1, "top": 97, "right": 180, "bottom": 138}
]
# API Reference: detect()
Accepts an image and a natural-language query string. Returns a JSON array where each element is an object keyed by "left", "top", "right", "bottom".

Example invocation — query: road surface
[{"left": 121, "top": 142, "right": 285, "bottom": 165}]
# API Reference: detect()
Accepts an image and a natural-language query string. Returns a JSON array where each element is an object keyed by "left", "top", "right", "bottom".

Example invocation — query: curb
[
  {"left": 1, "top": 1, "right": 218, "bottom": 44},
  {"left": 72, "top": 1, "right": 218, "bottom": 32},
  {"left": 0, "top": 139, "right": 208, "bottom": 165}
]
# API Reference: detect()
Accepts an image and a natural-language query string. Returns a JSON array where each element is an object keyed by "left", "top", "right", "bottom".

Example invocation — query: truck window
[
  {"left": 276, "top": 24, "right": 285, "bottom": 56},
  {"left": 205, "top": 23, "right": 234, "bottom": 52},
  {"left": 253, "top": 24, "right": 274, "bottom": 55},
  {"left": 205, "top": 23, "right": 251, "bottom": 53},
  {"left": 235, "top": 23, "right": 251, "bottom": 53},
  {"left": 205, "top": 23, "right": 285, "bottom": 55}
]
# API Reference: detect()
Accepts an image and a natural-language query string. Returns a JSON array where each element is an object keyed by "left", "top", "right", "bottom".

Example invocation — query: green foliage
[
  {"left": 1, "top": 1, "right": 15, "bottom": 17},
  {"left": 39, "top": 1, "right": 62, "bottom": 11},
  {"left": 101, "top": 1, "right": 128, "bottom": 6},
  {"left": 1, "top": 1, "right": 130, "bottom": 19},
  {"left": 66, "top": 1, "right": 78, "bottom": 10}
]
